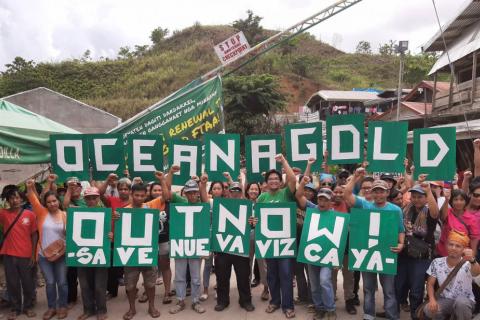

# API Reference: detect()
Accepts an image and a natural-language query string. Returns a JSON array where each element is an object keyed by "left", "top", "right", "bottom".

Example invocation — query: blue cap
[{"left": 409, "top": 185, "right": 426, "bottom": 195}]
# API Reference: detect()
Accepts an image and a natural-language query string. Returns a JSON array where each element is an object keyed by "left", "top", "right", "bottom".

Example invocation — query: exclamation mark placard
[{"left": 368, "top": 212, "right": 380, "bottom": 248}]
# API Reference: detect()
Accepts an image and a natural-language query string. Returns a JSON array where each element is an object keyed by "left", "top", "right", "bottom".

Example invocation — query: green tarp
[{"left": 0, "top": 100, "right": 79, "bottom": 164}]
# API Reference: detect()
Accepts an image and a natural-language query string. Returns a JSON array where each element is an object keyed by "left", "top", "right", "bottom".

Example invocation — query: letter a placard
[
  {"left": 113, "top": 208, "right": 159, "bottom": 267},
  {"left": 66, "top": 208, "right": 111, "bottom": 267},
  {"left": 50, "top": 134, "right": 89, "bottom": 181},
  {"left": 327, "top": 114, "right": 364, "bottom": 165},
  {"left": 413, "top": 127, "right": 456, "bottom": 181},
  {"left": 254, "top": 202, "right": 297, "bottom": 259},
  {"left": 169, "top": 203, "right": 211, "bottom": 258},
  {"left": 367, "top": 121, "right": 407, "bottom": 173}
]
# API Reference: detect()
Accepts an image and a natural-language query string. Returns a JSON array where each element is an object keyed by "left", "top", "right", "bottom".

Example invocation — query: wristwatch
[{"left": 470, "top": 258, "right": 478, "bottom": 264}]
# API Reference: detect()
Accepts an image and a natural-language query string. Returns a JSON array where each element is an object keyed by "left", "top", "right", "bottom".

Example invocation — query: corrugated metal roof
[
  {"left": 308, "top": 90, "right": 378, "bottom": 102},
  {"left": 428, "top": 18, "right": 480, "bottom": 74},
  {"left": 423, "top": 0, "right": 480, "bottom": 52}
]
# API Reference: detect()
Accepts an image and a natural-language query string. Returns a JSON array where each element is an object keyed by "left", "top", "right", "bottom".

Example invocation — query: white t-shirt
[{"left": 426, "top": 257, "right": 474, "bottom": 301}]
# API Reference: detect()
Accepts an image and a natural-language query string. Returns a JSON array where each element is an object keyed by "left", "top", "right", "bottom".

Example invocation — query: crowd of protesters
[{"left": 3, "top": 140, "right": 480, "bottom": 320}]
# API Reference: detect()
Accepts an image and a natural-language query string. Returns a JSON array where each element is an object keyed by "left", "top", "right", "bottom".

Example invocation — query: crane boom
[{"left": 201, "top": 0, "right": 363, "bottom": 80}]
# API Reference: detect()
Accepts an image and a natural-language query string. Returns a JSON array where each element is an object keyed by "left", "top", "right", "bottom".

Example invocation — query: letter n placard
[{"left": 66, "top": 208, "right": 111, "bottom": 267}]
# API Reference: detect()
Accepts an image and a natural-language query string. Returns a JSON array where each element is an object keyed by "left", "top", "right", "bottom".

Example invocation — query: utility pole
[{"left": 395, "top": 41, "right": 408, "bottom": 121}]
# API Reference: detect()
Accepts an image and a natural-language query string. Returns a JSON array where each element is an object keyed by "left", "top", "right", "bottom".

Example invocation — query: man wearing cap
[
  {"left": 296, "top": 175, "right": 338, "bottom": 320},
  {"left": 200, "top": 177, "right": 255, "bottom": 312},
  {"left": 76, "top": 186, "right": 109, "bottom": 320},
  {"left": 168, "top": 178, "right": 206, "bottom": 315},
  {"left": 395, "top": 183, "right": 439, "bottom": 320},
  {"left": 344, "top": 168, "right": 405, "bottom": 320},
  {"left": 380, "top": 173, "right": 397, "bottom": 191},
  {"left": 424, "top": 231, "right": 480, "bottom": 320}
]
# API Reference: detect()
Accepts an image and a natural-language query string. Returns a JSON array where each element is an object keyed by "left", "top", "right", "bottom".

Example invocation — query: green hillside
[{"left": 0, "top": 21, "right": 437, "bottom": 121}]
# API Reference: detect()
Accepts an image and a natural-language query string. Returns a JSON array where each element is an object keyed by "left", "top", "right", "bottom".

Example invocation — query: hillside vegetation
[{"left": 0, "top": 13, "right": 437, "bottom": 122}]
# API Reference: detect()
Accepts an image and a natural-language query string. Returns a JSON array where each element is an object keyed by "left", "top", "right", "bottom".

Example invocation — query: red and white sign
[{"left": 214, "top": 31, "right": 250, "bottom": 65}]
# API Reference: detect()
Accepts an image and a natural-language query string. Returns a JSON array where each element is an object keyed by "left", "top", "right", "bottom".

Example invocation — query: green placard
[
  {"left": 297, "top": 208, "right": 350, "bottom": 268},
  {"left": 50, "top": 134, "right": 90, "bottom": 181},
  {"left": 348, "top": 208, "right": 398, "bottom": 275},
  {"left": 169, "top": 203, "right": 211, "bottom": 258},
  {"left": 413, "top": 127, "right": 456, "bottom": 181},
  {"left": 327, "top": 114, "right": 364, "bottom": 165},
  {"left": 113, "top": 208, "right": 159, "bottom": 267},
  {"left": 285, "top": 122, "right": 323, "bottom": 172},
  {"left": 126, "top": 135, "right": 163, "bottom": 182},
  {"left": 254, "top": 202, "right": 297, "bottom": 258},
  {"left": 367, "top": 121, "right": 407, "bottom": 173},
  {"left": 87, "top": 134, "right": 125, "bottom": 180},
  {"left": 168, "top": 139, "right": 202, "bottom": 186},
  {"left": 66, "top": 208, "right": 112, "bottom": 267},
  {"left": 211, "top": 198, "right": 252, "bottom": 255},
  {"left": 205, "top": 133, "right": 240, "bottom": 182},
  {"left": 245, "top": 134, "right": 282, "bottom": 183}
]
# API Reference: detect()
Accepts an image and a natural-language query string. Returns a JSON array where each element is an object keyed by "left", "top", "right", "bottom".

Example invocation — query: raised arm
[
  {"left": 25, "top": 179, "right": 46, "bottom": 217},
  {"left": 199, "top": 173, "right": 209, "bottom": 203},
  {"left": 421, "top": 182, "right": 439, "bottom": 219},
  {"left": 41, "top": 174, "right": 58, "bottom": 199},
  {"left": 276, "top": 154, "right": 296, "bottom": 193},
  {"left": 344, "top": 168, "right": 365, "bottom": 208},
  {"left": 474, "top": 139, "right": 480, "bottom": 177},
  {"left": 295, "top": 175, "right": 310, "bottom": 210},
  {"left": 303, "top": 157, "right": 315, "bottom": 180},
  {"left": 98, "top": 173, "right": 118, "bottom": 196},
  {"left": 155, "top": 171, "right": 170, "bottom": 202},
  {"left": 462, "top": 170, "right": 472, "bottom": 194},
  {"left": 63, "top": 181, "right": 77, "bottom": 208},
  {"left": 439, "top": 188, "right": 450, "bottom": 222}
]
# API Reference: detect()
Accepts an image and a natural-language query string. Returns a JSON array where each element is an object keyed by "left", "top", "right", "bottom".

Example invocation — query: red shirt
[
  {"left": 332, "top": 201, "right": 349, "bottom": 213},
  {"left": 0, "top": 209, "right": 37, "bottom": 258},
  {"left": 104, "top": 196, "right": 130, "bottom": 233}
]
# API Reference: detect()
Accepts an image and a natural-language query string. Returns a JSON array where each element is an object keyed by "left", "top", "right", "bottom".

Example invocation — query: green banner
[
  {"left": 211, "top": 198, "right": 252, "bottom": 255},
  {"left": 87, "top": 134, "right": 125, "bottom": 180},
  {"left": 168, "top": 139, "right": 202, "bottom": 186},
  {"left": 66, "top": 208, "right": 111, "bottom": 267},
  {"left": 348, "top": 208, "right": 398, "bottom": 275},
  {"left": 113, "top": 208, "right": 159, "bottom": 267},
  {"left": 111, "top": 76, "right": 223, "bottom": 149},
  {"left": 245, "top": 134, "right": 282, "bottom": 183},
  {"left": 169, "top": 203, "right": 211, "bottom": 258},
  {"left": 126, "top": 135, "right": 163, "bottom": 181},
  {"left": 205, "top": 133, "right": 240, "bottom": 182},
  {"left": 285, "top": 122, "right": 323, "bottom": 172},
  {"left": 50, "top": 134, "right": 90, "bottom": 181},
  {"left": 297, "top": 208, "right": 350, "bottom": 268},
  {"left": 327, "top": 114, "right": 364, "bottom": 165},
  {"left": 367, "top": 121, "right": 408, "bottom": 173},
  {"left": 254, "top": 202, "right": 296, "bottom": 258},
  {"left": 413, "top": 127, "right": 456, "bottom": 181}
]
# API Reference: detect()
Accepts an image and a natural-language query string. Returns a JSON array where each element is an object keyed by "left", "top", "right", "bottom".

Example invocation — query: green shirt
[
  {"left": 257, "top": 187, "right": 295, "bottom": 203},
  {"left": 171, "top": 193, "right": 188, "bottom": 204}
]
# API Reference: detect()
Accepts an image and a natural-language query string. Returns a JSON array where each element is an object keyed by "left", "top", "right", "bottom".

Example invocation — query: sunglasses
[{"left": 322, "top": 182, "right": 333, "bottom": 187}]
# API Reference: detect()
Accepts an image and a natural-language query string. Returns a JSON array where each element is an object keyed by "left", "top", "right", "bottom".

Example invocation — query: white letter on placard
[
  {"left": 176, "top": 206, "right": 204, "bottom": 237},
  {"left": 420, "top": 133, "right": 449, "bottom": 167},
  {"left": 331, "top": 125, "right": 360, "bottom": 160},
  {"left": 72, "top": 212, "right": 104, "bottom": 246},
  {"left": 218, "top": 204, "right": 247, "bottom": 234},
  {"left": 173, "top": 144, "right": 198, "bottom": 177},
  {"left": 121, "top": 213, "right": 153, "bottom": 246},
  {"left": 210, "top": 140, "right": 235, "bottom": 171},
  {"left": 290, "top": 127, "right": 317, "bottom": 162},
  {"left": 251, "top": 140, "right": 276, "bottom": 173},
  {"left": 94, "top": 138, "right": 119, "bottom": 171},
  {"left": 305, "top": 243, "right": 321, "bottom": 262},
  {"left": 307, "top": 214, "right": 345, "bottom": 247},
  {"left": 132, "top": 140, "right": 156, "bottom": 172},
  {"left": 372, "top": 127, "right": 398, "bottom": 161},
  {"left": 260, "top": 208, "right": 291, "bottom": 238},
  {"left": 56, "top": 140, "right": 84, "bottom": 171}
]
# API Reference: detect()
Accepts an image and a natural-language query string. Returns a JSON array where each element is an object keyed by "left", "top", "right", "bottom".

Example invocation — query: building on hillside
[
  {"left": 371, "top": 80, "right": 450, "bottom": 130},
  {"left": 2, "top": 87, "right": 121, "bottom": 133},
  {"left": 422, "top": 0, "right": 480, "bottom": 124},
  {"left": 305, "top": 90, "right": 379, "bottom": 120}
]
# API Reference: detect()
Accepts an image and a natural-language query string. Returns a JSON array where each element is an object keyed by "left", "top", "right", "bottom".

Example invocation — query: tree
[
  {"left": 150, "top": 27, "right": 169, "bottom": 46},
  {"left": 134, "top": 45, "right": 149, "bottom": 57},
  {"left": 81, "top": 49, "right": 92, "bottom": 62},
  {"left": 232, "top": 10, "right": 264, "bottom": 45},
  {"left": 118, "top": 46, "right": 133, "bottom": 59},
  {"left": 223, "top": 74, "right": 286, "bottom": 140},
  {"left": 355, "top": 41, "right": 372, "bottom": 54},
  {"left": 3, "top": 57, "right": 36, "bottom": 75},
  {"left": 379, "top": 40, "right": 396, "bottom": 56}
]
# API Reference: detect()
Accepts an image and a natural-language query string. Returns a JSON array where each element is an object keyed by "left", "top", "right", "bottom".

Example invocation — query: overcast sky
[{"left": 0, "top": 0, "right": 464, "bottom": 71}]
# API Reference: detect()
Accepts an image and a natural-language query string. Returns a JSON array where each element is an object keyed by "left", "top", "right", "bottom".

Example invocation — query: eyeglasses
[{"left": 472, "top": 193, "right": 480, "bottom": 198}]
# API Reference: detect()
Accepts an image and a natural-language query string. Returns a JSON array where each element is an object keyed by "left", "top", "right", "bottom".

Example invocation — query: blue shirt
[
  {"left": 305, "top": 200, "right": 316, "bottom": 209},
  {"left": 353, "top": 196, "right": 405, "bottom": 233}
]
